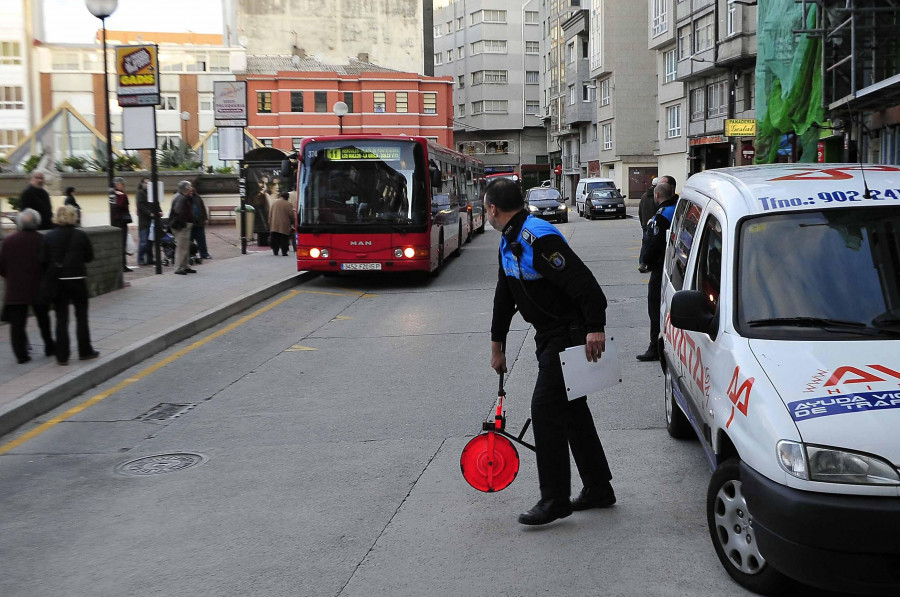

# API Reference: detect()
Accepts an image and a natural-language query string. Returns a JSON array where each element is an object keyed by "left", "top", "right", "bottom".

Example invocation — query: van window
[
  {"left": 665, "top": 200, "right": 703, "bottom": 290},
  {"left": 693, "top": 215, "right": 723, "bottom": 308}
]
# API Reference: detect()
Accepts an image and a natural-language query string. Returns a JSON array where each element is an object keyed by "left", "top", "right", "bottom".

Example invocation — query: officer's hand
[
  {"left": 585, "top": 332, "right": 606, "bottom": 362},
  {"left": 638, "top": 263, "right": 649, "bottom": 273},
  {"left": 490, "top": 351, "right": 508, "bottom": 374}
]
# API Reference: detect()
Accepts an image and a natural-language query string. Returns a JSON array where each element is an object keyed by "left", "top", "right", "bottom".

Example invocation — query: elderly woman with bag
[{"left": 40, "top": 205, "right": 99, "bottom": 365}]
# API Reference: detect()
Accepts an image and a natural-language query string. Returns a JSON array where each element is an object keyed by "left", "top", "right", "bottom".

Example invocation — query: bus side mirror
[{"left": 430, "top": 167, "right": 442, "bottom": 189}]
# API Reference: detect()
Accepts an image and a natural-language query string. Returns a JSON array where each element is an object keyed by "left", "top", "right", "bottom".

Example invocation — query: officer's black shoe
[
  {"left": 636, "top": 348, "right": 659, "bottom": 362},
  {"left": 571, "top": 485, "right": 617, "bottom": 511},
  {"left": 517, "top": 498, "right": 573, "bottom": 526}
]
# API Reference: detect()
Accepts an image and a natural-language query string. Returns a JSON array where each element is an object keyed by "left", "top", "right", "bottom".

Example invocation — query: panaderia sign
[{"left": 115, "top": 44, "right": 160, "bottom": 106}]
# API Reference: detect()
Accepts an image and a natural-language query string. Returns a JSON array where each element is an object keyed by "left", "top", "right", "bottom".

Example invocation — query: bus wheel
[{"left": 453, "top": 223, "right": 462, "bottom": 257}]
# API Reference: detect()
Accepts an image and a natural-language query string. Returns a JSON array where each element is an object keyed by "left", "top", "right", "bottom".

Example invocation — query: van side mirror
[{"left": 670, "top": 290, "right": 718, "bottom": 339}]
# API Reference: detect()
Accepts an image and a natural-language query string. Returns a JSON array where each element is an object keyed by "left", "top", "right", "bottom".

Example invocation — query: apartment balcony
[
  {"left": 565, "top": 101, "right": 594, "bottom": 126},
  {"left": 717, "top": 33, "right": 757, "bottom": 69},
  {"left": 563, "top": 153, "right": 580, "bottom": 170}
]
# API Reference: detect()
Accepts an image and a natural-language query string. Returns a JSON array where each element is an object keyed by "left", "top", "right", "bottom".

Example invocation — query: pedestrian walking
[
  {"left": 268, "top": 191, "right": 294, "bottom": 256},
  {"left": 0, "top": 209, "right": 55, "bottom": 363},
  {"left": 40, "top": 205, "right": 98, "bottom": 365},
  {"left": 168, "top": 181, "right": 196, "bottom": 275},
  {"left": 110, "top": 177, "right": 133, "bottom": 272},
  {"left": 64, "top": 186, "right": 82, "bottom": 225},
  {"left": 636, "top": 182, "right": 677, "bottom": 362},
  {"left": 638, "top": 177, "right": 658, "bottom": 233},
  {"left": 136, "top": 178, "right": 161, "bottom": 265},
  {"left": 189, "top": 187, "right": 211, "bottom": 261},
  {"left": 486, "top": 178, "right": 615, "bottom": 526},
  {"left": 19, "top": 171, "right": 53, "bottom": 230}
]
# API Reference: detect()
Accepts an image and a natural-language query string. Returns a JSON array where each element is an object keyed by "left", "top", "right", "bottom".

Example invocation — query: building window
[
  {"left": 743, "top": 72, "right": 754, "bottom": 111},
  {"left": 525, "top": 41, "right": 540, "bottom": 54},
  {"left": 0, "top": 129, "right": 25, "bottom": 151},
  {"left": 52, "top": 51, "right": 80, "bottom": 71},
  {"left": 458, "top": 103, "right": 466, "bottom": 117},
  {"left": 582, "top": 81, "right": 594, "bottom": 102},
  {"left": 0, "top": 41, "right": 22, "bottom": 65},
  {"left": 471, "top": 40, "right": 507, "bottom": 55},
  {"left": 651, "top": 0, "right": 668, "bottom": 37},
  {"left": 290, "top": 90, "right": 304, "bottom": 112},
  {"left": 471, "top": 9, "right": 507, "bottom": 24},
  {"left": 667, "top": 104, "right": 682, "bottom": 138},
  {"left": 526, "top": 70, "right": 540, "bottom": 84},
  {"left": 292, "top": 138, "right": 304, "bottom": 149},
  {"left": 569, "top": 85, "right": 576, "bottom": 105},
  {"left": 472, "top": 101, "right": 482, "bottom": 114},
  {"left": 727, "top": 6, "right": 736, "bottom": 36},
  {"left": 525, "top": 10, "right": 539, "bottom": 24},
  {"left": 256, "top": 91, "right": 272, "bottom": 114},
  {"left": 199, "top": 92, "right": 214, "bottom": 112},
  {"left": 423, "top": 93, "right": 437, "bottom": 114},
  {"left": 472, "top": 70, "right": 508, "bottom": 85},
  {"left": 433, "top": 25, "right": 442, "bottom": 38},
  {"left": 159, "top": 93, "right": 179, "bottom": 111},
  {"left": 472, "top": 100, "right": 507, "bottom": 114},
  {"left": 457, "top": 46, "right": 464, "bottom": 59},
  {"left": 591, "top": 123, "right": 598, "bottom": 141},
  {"left": 677, "top": 25, "right": 692, "bottom": 60},
  {"left": 446, "top": 21, "right": 451, "bottom": 34},
  {"left": 707, "top": 81, "right": 727, "bottom": 117},
  {"left": 373, "top": 92, "right": 386, "bottom": 113},
  {"left": 694, "top": 13, "right": 714, "bottom": 53},
  {"left": 209, "top": 52, "right": 230, "bottom": 72},
  {"left": 395, "top": 92, "right": 408, "bottom": 113},
  {"left": 0, "top": 87, "right": 23, "bottom": 110},
  {"left": 434, "top": 52, "right": 443, "bottom": 65},
  {"left": 690, "top": 87, "right": 705, "bottom": 121},
  {"left": 600, "top": 78, "right": 610, "bottom": 106},
  {"left": 344, "top": 92, "right": 354, "bottom": 113},
  {"left": 526, "top": 101, "right": 540, "bottom": 115},
  {"left": 486, "top": 140, "right": 509, "bottom": 154},
  {"left": 458, "top": 75, "right": 465, "bottom": 89},
  {"left": 457, "top": 16, "right": 464, "bottom": 30},
  {"left": 260, "top": 138, "right": 274, "bottom": 148},
  {"left": 602, "top": 123, "right": 612, "bottom": 150},
  {"left": 566, "top": 40, "right": 575, "bottom": 63},
  {"left": 314, "top": 91, "right": 327, "bottom": 113},
  {"left": 664, "top": 49, "right": 677, "bottom": 83}
]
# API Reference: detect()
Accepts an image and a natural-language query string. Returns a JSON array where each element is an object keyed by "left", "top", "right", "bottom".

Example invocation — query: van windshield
[
  {"left": 585, "top": 181, "right": 616, "bottom": 192},
  {"left": 737, "top": 208, "right": 900, "bottom": 339}
]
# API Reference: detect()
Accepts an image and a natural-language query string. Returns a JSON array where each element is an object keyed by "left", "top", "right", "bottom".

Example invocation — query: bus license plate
[{"left": 341, "top": 263, "right": 382, "bottom": 271}]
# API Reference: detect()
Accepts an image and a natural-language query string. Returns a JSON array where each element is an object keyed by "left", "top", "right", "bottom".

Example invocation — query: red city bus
[{"left": 294, "top": 135, "right": 481, "bottom": 274}]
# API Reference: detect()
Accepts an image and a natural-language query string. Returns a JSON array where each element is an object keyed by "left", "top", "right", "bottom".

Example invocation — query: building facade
[
  {"left": 243, "top": 55, "right": 454, "bottom": 152},
  {"left": 433, "top": 0, "right": 547, "bottom": 187},
  {"left": 0, "top": 0, "right": 35, "bottom": 157},
  {"left": 236, "top": 0, "right": 433, "bottom": 76},
  {"left": 674, "top": 0, "right": 757, "bottom": 174},
  {"left": 648, "top": 0, "right": 687, "bottom": 188}
]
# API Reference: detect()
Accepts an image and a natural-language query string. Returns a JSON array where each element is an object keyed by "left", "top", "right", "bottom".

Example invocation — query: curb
[{"left": 0, "top": 270, "right": 319, "bottom": 438}]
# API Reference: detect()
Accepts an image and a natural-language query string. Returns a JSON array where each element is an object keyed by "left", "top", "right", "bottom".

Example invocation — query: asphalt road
[{"left": 0, "top": 215, "right": 823, "bottom": 597}]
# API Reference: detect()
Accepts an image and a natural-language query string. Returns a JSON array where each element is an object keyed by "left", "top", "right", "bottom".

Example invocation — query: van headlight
[
  {"left": 777, "top": 440, "right": 900, "bottom": 485},
  {"left": 527, "top": 205, "right": 539, "bottom": 212}
]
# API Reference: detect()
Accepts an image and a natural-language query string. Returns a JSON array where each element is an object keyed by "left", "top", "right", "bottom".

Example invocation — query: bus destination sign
[{"left": 326, "top": 147, "right": 401, "bottom": 161}]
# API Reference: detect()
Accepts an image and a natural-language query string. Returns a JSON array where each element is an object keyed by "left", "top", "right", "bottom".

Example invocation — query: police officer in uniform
[
  {"left": 637, "top": 182, "right": 678, "bottom": 361},
  {"left": 486, "top": 178, "right": 615, "bottom": 525}
]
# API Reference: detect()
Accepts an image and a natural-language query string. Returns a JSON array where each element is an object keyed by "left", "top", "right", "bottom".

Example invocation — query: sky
[{"left": 42, "top": 0, "right": 224, "bottom": 43}]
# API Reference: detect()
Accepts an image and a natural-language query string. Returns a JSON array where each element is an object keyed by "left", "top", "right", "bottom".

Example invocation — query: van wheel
[
  {"left": 707, "top": 459, "right": 791, "bottom": 596},
  {"left": 665, "top": 365, "right": 694, "bottom": 439}
]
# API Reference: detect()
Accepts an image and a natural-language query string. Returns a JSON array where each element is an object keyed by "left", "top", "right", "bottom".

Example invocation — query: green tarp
[{"left": 755, "top": 1, "right": 824, "bottom": 164}]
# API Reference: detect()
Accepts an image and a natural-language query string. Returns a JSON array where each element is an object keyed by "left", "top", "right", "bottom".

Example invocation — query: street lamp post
[
  {"left": 333, "top": 101, "right": 348, "bottom": 135},
  {"left": 85, "top": 0, "right": 118, "bottom": 224}
]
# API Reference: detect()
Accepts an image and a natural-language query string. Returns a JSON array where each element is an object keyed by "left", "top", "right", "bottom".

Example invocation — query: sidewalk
[{"left": 0, "top": 224, "right": 312, "bottom": 437}]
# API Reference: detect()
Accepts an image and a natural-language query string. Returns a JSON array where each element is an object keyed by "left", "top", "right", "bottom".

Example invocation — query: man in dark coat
[
  {"left": 637, "top": 182, "right": 678, "bottom": 361},
  {"left": 638, "top": 177, "right": 658, "bottom": 232},
  {"left": 19, "top": 171, "right": 53, "bottom": 230},
  {"left": 110, "top": 177, "right": 132, "bottom": 272},
  {"left": 136, "top": 178, "right": 161, "bottom": 265},
  {"left": 0, "top": 209, "right": 55, "bottom": 363}
]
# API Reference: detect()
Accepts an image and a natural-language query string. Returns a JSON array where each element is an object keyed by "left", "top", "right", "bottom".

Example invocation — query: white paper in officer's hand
[{"left": 559, "top": 338, "right": 622, "bottom": 400}]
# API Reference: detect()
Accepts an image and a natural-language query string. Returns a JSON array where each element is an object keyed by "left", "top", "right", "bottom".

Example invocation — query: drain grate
[
  {"left": 136, "top": 403, "right": 196, "bottom": 422},
  {"left": 115, "top": 453, "right": 207, "bottom": 476}
]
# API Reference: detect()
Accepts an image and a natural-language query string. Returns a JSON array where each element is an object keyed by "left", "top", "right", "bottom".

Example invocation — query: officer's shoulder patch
[
  {"left": 545, "top": 251, "right": 566, "bottom": 270},
  {"left": 521, "top": 228, "right": 536, "bottom": 245}
]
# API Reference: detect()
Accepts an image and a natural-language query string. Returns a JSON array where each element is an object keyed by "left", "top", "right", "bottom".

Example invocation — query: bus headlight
[
  {"left": 394, "top": 248, "right": 403, "bottom": 258},
  {"left": 403, "top": 247, "right": 416, "bottom": 259}
]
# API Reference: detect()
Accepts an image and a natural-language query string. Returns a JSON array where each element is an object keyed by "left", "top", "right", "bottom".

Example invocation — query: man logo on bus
[{"left": 349, "top": 240, "right": 373, "bottom": 246}]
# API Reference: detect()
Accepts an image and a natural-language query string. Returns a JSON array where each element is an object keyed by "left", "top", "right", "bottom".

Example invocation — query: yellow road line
[
  {"left": 298, "top": 289, "right": 377, "bottom": 298},
  {"left": 0, "top": 290, "right": 300, "bottom": 455}
]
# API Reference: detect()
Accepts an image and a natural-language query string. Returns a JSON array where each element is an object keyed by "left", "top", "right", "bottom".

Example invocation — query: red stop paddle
[{"left": 460, "top": 373, "right": 534, "bottom": 492}]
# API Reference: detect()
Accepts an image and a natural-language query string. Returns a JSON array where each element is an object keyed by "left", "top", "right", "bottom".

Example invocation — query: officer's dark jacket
[
  {"left": 639, "top": 197, "right": 678, "bottom": 269},
  {"left": 491, "top": 210, "right": 607, "bottom": 347}
]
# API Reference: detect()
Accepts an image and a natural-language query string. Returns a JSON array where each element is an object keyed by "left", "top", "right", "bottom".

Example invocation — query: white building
[{"left": 0, "top": 0, "right": 36, "bottom": 157}]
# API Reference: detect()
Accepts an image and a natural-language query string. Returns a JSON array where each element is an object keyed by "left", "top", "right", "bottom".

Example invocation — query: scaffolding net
[{"left": 755, "top": 2, "right": 824, "bottom": 164}]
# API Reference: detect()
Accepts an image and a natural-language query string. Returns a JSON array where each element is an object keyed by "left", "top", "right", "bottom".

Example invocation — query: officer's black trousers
[
  {"left": 647, "top": 266, "right": 663, "bottom": 352},
  {"left": 531, "top": 340, "right": 612, "bottom": 500}
]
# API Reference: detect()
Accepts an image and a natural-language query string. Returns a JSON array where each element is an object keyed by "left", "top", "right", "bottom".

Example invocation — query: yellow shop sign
[{"left": 725, "top": 119, "right": 757, "bottom": 137}]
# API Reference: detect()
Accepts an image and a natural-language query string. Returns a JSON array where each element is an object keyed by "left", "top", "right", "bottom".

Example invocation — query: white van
[
  {"left": 660, "top": 164, "right": 900, "bottom": 596},
  {"left": 574, "top": 177, "right": 617, "bottom": 216}
]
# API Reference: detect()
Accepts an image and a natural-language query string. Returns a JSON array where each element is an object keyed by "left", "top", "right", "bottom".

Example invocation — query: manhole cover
[
  {"left": 115, "top": 453, "right": 207, "bottom": 476},
  {"left": 136, "top": 403, "right": 196, "bottom": 422}
]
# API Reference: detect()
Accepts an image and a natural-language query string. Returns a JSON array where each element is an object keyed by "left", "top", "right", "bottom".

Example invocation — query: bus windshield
[{"left": 299, "top": 140, "right": 427, "bottom": 230}]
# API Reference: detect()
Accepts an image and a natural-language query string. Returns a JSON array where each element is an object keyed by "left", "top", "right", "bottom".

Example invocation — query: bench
[{"left": 206, "top": 205, "right": 236, "bottom": 224}]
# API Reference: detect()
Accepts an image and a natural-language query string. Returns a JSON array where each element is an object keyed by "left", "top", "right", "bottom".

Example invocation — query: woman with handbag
[
  {"left": 111, "top": 176, "right": 133, "bottom": 273},
  {"left": 40, "top": 205, "right": 98, "bottom": 365}
]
